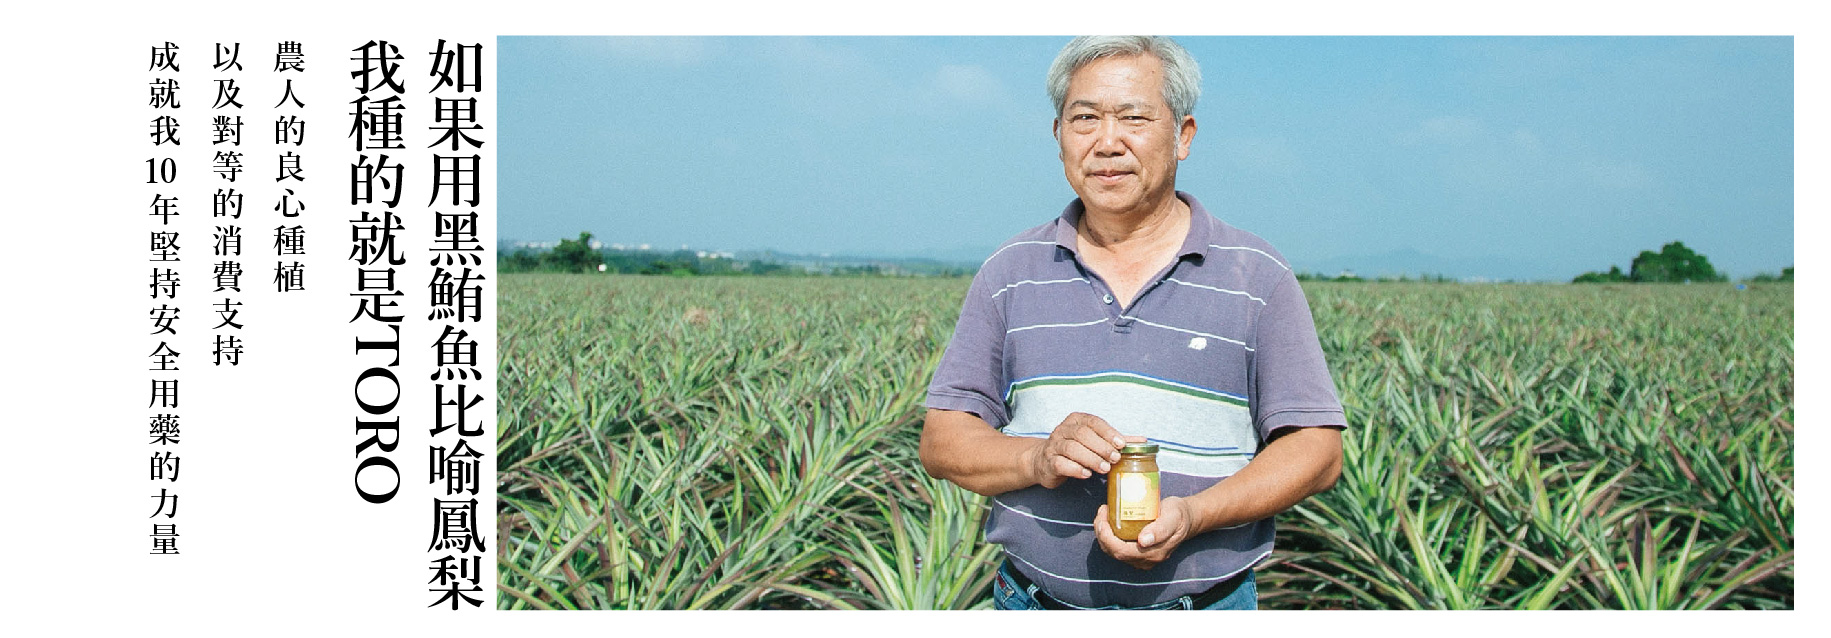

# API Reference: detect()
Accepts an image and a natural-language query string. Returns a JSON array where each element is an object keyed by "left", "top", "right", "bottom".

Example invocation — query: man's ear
[
  {"left": 1053, "top": 118, "right": 1064, "bottom": 159},
  {"left": 1176, "top": 115, "right": 1197, "bottom": 161}
]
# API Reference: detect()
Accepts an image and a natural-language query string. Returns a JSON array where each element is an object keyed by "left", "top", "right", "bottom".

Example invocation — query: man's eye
[{"left": 1074, "top": 114, "right": 1097, "bottom": 121}]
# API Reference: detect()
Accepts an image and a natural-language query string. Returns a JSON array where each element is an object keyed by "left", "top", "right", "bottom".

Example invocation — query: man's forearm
[
  {"left": 1181, "top": 425, "right": 1343, "bottom": 534},
  {"left": 919, "top": 408, "right": 1042, "bottom": 496}
]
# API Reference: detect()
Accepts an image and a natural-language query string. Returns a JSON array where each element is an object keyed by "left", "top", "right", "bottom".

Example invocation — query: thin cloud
[
  {"left": 930, "top": 64, "right": 1010, "bottom": 105},
  {"left": 1399, "top": 115, "right": 1655, "bottom": 193},
  {"left": 1219, "top": 136, "right": 1302, "bottom": 176},
  {"left": 1406, "top": 115, "right": 1485, "bottom": 147},
  {"left": 1577, "top": 157, "right": 1654, "bottom": 190},
  {"left": 570, "top": 36, "right": 718, "bottom": 66}
]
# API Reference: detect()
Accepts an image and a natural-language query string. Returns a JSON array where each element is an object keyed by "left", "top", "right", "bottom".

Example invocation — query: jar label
[{"left": 1114, "top": 473, "right": 1159, "bottom": 520}]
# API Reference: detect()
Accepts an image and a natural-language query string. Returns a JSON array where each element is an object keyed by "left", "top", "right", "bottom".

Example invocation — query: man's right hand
[{"left": 1024, "top": 412, "right": 1130, "bottom": 488}]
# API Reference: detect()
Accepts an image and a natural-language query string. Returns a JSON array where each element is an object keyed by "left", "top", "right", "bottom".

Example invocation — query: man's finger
[
  {"left": 1050, "top": 454, "right": 1092, "bottom": 480},
  {"left": 1066, "top": 412, "right": 1127, "bottom": 451},
  {"left": 1136, "top": 499, "right": 1182, "bottom": 549},
  {"left": 1092, "top": 505, "right": 1127, "bottom": 555},
  {"left": 1137, "top": 518, "right": 1170, "bottom": 548},
  {"left": 1093, "top": 504, "right": 1115, "bottom": 540},
  {"left": 1094, "top": 505, "right": 1154, "bottom": 566},
  {"left": 1071, "top": 426, "right": 1124, "bottom": 464},
  {"left": 1058, "top": 438, "right": 1114, "bottom": 473}
]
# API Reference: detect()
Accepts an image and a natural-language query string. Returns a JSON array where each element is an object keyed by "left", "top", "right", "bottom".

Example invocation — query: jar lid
[{"left": 1120, "top": 443, "right": 1158, "bottom": 455}]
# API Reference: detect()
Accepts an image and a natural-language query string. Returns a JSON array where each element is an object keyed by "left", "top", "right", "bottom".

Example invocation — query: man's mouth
[{"left": 1089, "top": 170, "right": 1133, "bottom": 185}]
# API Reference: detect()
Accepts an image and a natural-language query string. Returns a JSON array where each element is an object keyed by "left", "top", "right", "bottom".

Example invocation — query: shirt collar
[
  {"left": 1176, "top": 192, "right": 1214, "bottom": 261},
  {"left": 1054, "top": 191, "right": 1212, "bottom": 262}
]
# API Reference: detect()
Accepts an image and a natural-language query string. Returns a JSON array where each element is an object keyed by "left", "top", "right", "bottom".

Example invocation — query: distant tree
[
  {"left": 1744, "top": 266, "right": 1794, "bottom": 283},
  {"left": 547, "top": 232, "right": 599, "bottom": 273},
  {"left": 1296, "top": 270, "right": 1379, "bottom": 283},
  {"left": 1573, "top": 265, "right": 1631, "bottom": 283},
  {"left": 835, "top": 264, "right": 884, "bottom": 276},
  {"left": 748, "top": 261, "right": 790, "bottom": 276},
  {"left": 1574, "top": 241, "right": 1724, "bottom": 284},
  {"left": 501, "top": 249, "right": 541, "bottom": 272},
  {"left": 639, "top": 257, "right": 697, "bottom": 276},
  {"left": 1630, "top": 241, "right": 1724, "bottom": 283}
]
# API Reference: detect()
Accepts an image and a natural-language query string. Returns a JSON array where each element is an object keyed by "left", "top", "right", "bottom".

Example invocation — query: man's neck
[{"left": 1076, "top": 193, "right": 1190, "bottom": 258}]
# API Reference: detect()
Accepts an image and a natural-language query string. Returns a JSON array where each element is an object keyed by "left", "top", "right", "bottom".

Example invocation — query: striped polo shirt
[{"left": 926, "top": 191, "right": 1346, "bottom": 608}]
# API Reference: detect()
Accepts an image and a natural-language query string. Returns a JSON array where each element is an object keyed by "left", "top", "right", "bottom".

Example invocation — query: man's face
[{"left": 1055, "top": 53, "right": 1196, "bottom": 217}]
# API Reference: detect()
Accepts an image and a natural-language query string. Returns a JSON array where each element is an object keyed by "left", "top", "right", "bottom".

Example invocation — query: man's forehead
[{"left": 1064, "top": 54, "right": 1165, "bottom": 107}]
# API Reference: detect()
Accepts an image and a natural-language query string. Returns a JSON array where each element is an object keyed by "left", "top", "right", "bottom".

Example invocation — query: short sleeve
[
  {"left": 925, "top": 268, "right": 1010, "bottom": 428},
  {"left": 1249, "top": 272, "right": 1346, "bottom": 441}
]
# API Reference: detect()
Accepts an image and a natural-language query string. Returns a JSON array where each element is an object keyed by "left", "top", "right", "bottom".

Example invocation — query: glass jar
[{"left": 1107, "top": 443, "right": 1160, "bottom": 541}]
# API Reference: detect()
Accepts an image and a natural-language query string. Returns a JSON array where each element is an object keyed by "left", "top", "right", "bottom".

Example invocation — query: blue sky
[{"left": 500, "top": 36, "right": 1793, "bottom": 281}]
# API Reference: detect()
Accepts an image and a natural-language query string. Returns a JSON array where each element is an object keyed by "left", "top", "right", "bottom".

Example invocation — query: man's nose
[{"left": 1093, "top": 118, "right": 1126, "bottom": 155}]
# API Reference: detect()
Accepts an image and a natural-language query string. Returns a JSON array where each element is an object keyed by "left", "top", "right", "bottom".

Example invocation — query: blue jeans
[{"left": 992, "top": 560, "right": 1257, "bottom": 610}]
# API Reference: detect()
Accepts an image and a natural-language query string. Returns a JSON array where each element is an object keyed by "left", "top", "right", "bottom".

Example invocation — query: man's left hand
[{"left": 1093, "top": 497, "right": 1195, "bottom": 570}]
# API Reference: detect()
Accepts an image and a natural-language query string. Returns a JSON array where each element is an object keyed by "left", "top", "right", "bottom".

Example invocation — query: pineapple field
[{"left": 497, "top": 274, "right": 1793, "bottom": 610}]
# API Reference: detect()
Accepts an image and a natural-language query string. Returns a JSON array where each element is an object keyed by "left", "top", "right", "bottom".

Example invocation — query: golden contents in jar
[{"left": 1107, "top": 443, "right": 1160, "bottom": 541}]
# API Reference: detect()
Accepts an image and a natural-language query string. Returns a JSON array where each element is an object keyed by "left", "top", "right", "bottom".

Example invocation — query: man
[{"left": 920, "top": 36, "right": 1346, "bottom": 610}]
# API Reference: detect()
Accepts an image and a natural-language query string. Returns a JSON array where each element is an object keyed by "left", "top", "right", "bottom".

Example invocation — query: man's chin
[{"left": 1079, "top": 191, "right": 1147, "bottom": 216}]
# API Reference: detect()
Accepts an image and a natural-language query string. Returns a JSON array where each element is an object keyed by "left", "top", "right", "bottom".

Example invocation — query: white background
[{"left": 2, "top": 0, "right": 1818, "bottom": 633}]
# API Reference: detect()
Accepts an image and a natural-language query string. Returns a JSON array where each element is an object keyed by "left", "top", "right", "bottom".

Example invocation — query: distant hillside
[
  {"left": 732, "top": 250, "right": 980, "bottom": 276},
  {"left": 1296, "top": 248, "right": 1546, "bottom": 283},
  {"left": 498, "top": 239, "right": 980, "bottom": 277}
]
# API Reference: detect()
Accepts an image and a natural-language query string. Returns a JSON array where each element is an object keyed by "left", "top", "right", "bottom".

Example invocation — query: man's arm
[
  {"left": 1094, "top": 424, "right": 1342, "bottom": 569},
  {"left": 920, "top": 408, "right": 1132, "bottom": 497},
  {"left": 1180, "top": 424, "right": 1341, "bottom": 533}
]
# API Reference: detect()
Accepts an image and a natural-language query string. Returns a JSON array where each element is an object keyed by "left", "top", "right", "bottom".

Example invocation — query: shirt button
[{"left": 1102, "top": 294, "right": 1114, "bottom": 305}]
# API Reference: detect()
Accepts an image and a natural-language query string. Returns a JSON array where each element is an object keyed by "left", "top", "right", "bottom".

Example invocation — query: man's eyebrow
[{"left": 1066, "top": 99, "right": 1144, "bottom": 111}]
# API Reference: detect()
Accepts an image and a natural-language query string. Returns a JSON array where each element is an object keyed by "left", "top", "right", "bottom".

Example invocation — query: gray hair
[{"left": 1046, "top": 36, "right": 1202, "bottom": 122}]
